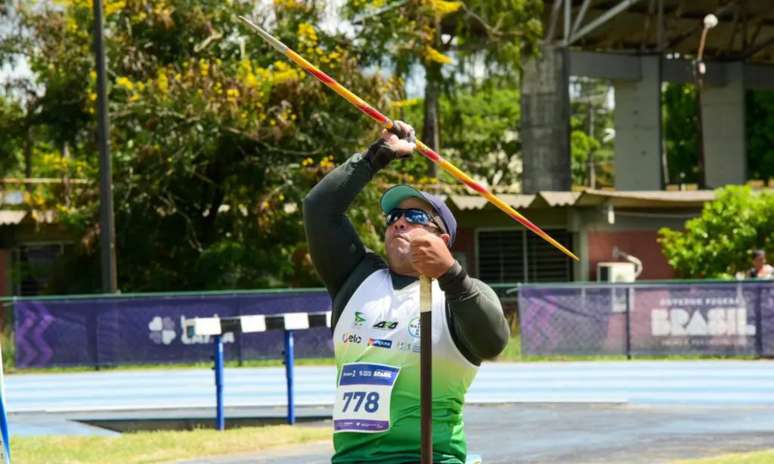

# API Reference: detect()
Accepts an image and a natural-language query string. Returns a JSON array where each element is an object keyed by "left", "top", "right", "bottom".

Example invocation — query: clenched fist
[{"left": 406, "top": 228, "right": 454, "bottom": 278}]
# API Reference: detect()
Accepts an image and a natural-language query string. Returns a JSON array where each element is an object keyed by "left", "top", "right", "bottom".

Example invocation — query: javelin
[{"left": 238, "top": 16, "right": 579, "bottom": 261}]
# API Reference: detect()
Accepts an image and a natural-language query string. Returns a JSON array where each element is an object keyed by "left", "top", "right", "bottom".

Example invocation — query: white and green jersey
[{"left": 331, "top": 269, "right": 478, "bottom": 464}]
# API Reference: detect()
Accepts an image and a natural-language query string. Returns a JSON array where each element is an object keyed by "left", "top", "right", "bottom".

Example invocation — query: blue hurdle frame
[
  {"left": 187, "top": 311, "right": 330, "bottom": 431},
  {"left": 0, "top": 342, "right": 11, "bottom": 464},
  {"left": 211, "top": 329, "right": 296, "bottom": 430}
]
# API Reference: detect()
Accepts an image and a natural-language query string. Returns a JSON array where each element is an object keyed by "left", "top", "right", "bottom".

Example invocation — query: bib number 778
[
  {"left": 334, "top": 363, "right": 399, "bottom": 433},
  {"left": 341, "top": 391, "right": 380, "bottom": 413}
]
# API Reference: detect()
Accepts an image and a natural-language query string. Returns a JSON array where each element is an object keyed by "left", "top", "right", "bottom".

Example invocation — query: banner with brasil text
[
  {"left": 14, "top": 291, "right": 332, "bottom": 368},
  {"left": 519, "top": 281, "right": 774, "bottom": 357}
]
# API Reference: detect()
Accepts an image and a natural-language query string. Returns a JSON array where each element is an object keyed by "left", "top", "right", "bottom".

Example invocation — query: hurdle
[{"left": 184, "top": 311, "right": 331, "bottom": 430}]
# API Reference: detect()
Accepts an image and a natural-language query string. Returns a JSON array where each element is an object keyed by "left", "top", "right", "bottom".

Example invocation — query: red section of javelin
[
  {"left": 508, "top": 213, "right": 542, "bottom": 234},
  {"left": 463, "top": 179, "right": 488, "bottom": 195},
  {"left": 306, "top": 67, "right": 336, "bottom": 86},
  {"left": 359, "top": 105, "right": 389, "bottom": 125},
  {"left": 419, "top": 148, "right": 441, "bottom": 162}
]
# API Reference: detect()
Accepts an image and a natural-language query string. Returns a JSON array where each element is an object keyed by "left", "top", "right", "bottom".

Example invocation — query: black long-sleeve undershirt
[{"left": 303, "top": 152, "right": 510, "bottom": 364}]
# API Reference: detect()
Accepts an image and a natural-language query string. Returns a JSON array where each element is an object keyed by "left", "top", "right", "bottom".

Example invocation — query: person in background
[{"left": 747, "top": 249, "right": 774, "bottom": 279}]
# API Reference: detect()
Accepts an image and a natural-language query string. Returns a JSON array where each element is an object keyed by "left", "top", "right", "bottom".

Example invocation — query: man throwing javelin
[{"left": 304, "top": 121, "right": 509, "bottom": 464}]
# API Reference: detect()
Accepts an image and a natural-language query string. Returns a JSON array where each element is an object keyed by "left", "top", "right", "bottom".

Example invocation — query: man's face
[
  {"left": 754, "top": 255, "right": 766, "bottom": 268},
  {"left": 383, "top": 197, "right": 445, "bottom": 273}
]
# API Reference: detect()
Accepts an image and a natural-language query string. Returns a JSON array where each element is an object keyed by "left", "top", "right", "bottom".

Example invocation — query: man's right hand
[
  {"left": 364, "top": 120, "right": 416, "bottom": 170},
  {"left": 381, "top": 120, "right": 416, "bottom": 158}
]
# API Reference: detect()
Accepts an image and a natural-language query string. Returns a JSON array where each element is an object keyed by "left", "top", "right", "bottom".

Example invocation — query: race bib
[{"left": 333, "top": 363, "right": 400, "bottom": 433}]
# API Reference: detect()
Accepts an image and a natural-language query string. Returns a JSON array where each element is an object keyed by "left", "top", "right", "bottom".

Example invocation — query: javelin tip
[{"left": 238, "top": 16, "right": 289, "bottom": 54}]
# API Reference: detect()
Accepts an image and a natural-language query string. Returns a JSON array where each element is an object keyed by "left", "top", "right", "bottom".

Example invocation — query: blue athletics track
[{"left": 8, "top": 361, "right": 774, "bottom": 463}]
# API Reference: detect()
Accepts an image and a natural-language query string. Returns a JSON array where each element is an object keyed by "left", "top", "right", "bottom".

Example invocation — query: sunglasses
[{"left": 385, "top": 208, "right": 442, "bottom": 231}]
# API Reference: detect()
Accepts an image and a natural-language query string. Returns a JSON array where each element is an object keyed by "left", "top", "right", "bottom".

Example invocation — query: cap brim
[{"left": 380, "top": 185, "right": 426, "bottom": 213}]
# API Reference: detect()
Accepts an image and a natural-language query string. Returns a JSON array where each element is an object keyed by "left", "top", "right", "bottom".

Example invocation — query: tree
[
  {"left": 6, "top": 0, "right": 398, "bottom": 292},
  {"left": 569, "top": 77, "right": 614, "bottom": 189},
  {"left": 662, "top": 82, "right": 700, "bottom": 186},
  {"left": 746, "top": 89, "right": 774, "bottom": 182},
  {"left": 0, "top": 97, "right": 24, "bottom": 174},
  {"left": 343, "top": 0, "right": 543, "bottom": 177},
  {"left": 397, "top": 80, "right": 523, "bottom": 189},
  {"left": 440, "top": 82, "right": 522, "bottom": 188},
  {"left": 658, "top": 185, "right": 774, "bottom": 278}
]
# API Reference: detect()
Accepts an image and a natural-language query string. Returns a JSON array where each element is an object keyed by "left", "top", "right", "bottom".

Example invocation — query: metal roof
[
  {"left": 450, "top": 194, "right": 535, "bottom": 211},
  {"left": 535, "top": 191, "right": 582, "bottom": 207},
  {"left": 448, "top": 189, "right": 721, "bottom": 211},
  {"left": 575, "top": 189, "right": 716, "bottom": 207},
  {"left": 0, "top": 210, "right": 26, "bottom": 226},
  {"left": 0, "top": 210, "right": 58, "bottom": 226},
  {"left": 545, "top": 0, "right": 774, "bottom": 65}
]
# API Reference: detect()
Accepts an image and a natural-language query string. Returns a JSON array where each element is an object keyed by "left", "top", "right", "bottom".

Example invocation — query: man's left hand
[{"left": 407, "top": 228, "right": 455, "bottom": 278}]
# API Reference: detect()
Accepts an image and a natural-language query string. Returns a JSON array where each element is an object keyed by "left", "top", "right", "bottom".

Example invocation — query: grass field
[
  {"left": 676, "top": 449, "right": 774, "bottom": 463},
  {"left": 11, "top": 424, "right": 331, "bottom": 464}
]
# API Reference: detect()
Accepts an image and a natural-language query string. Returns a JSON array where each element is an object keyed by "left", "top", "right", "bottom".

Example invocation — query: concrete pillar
[
  {"left": 701, "top": 62, "right": 746, "bottom": 188},
  {"left": 613, "top": 55, "right": 663, "bottom": 191},
  {"left": 520, "top": 45, "right": 571, "bottom": 193}
]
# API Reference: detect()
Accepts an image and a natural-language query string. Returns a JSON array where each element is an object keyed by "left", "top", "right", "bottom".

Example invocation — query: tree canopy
[
  {"left": 658, "top": 185, "right": 774, "bottom": 279},
  {"left": 3, "top": 0, "right": 403, "bottom": 292},
  {"left": 0, "top": 0, "right": 552, "bottom": 293}
]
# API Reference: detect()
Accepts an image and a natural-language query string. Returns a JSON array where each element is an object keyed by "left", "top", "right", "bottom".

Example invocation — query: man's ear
[{"left": 440, "top": 233, "right": 451, "bottom": 248}]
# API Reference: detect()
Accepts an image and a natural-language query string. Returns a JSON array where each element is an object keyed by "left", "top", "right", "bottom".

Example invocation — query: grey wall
[
  {"left": 701, "top": 62, "right": 747, "bottom": 188},
  {"left": 613, "top": 55, "right": 663, "bottom": 191},
  {"left": 521, "top": 45, "right": 571, "bottom": 193}
]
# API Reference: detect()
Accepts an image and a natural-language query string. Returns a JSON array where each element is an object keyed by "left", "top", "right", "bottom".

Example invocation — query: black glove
[{"left": 364, "top": 121, "right": 416, "bottom": 171}]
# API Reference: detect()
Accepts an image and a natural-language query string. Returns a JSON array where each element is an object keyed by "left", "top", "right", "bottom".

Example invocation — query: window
[
  {"left": 12, "top": 244, "right": 67, "bottom": 296},
  {"left": 477, "top": 229, "right": 574, "bottom": 283}
]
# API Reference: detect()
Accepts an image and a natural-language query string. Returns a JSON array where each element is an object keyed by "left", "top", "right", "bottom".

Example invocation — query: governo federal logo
[{"left": 408, "top": 317, "right": 420, "bottom": 338}]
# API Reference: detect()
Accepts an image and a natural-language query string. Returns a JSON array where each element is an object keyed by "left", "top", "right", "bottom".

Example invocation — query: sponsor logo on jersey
[
  {"left": 368, "top": 338, "right": 392, "bottom": 349},
  {"left": 408, "top": 317, "right": 420, "bottom": 338},
  {"left": 341, "top": 333, "right": 362, "bottom": 344},
  {"left": 373, "top": 320, "right": 399, "bottom": 330},
  {"left": 353, "top": 311, "right": 366, "bottom": 327},
  {"left": 398, "top": 341, "right": 421, "bottom": 353},
  {"left": 373, "top": 369, "right": 394, "bottom": 379}
]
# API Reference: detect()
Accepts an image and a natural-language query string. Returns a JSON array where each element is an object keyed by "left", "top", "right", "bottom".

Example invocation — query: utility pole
[
  {"left": 92, "top": 0, "right": 118, "bottom": 293},
  {"left": 694, "top": 14, "right": 718, "bottom": 189}
]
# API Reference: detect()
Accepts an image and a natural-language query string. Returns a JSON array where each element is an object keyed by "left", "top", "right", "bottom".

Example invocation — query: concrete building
[
  {"left": 522, "top": 0, "right": 774, "bottom": 192},
  {"left": 454, "top": 1, "right": 774, "bottom": 288},
  {"left": 447, "top": 189, "right": 721, "bottom": 284},
  {"left": 0, "top": 182, "right": 75, "bottom": 298}
]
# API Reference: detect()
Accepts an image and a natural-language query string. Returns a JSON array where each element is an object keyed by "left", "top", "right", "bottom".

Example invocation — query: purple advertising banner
[
  {"left": 519, "top": 282, "right": 774, "bottom": 357},
  {"left": 15, "top": 291, "right": 332, "bottom": 368}
]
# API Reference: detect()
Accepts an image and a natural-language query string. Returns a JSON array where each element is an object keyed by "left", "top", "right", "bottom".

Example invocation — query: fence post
[
  {"left": 236, "top": 302, "right": 244, "bottom": 367},
  {"left": 283, "top": 330, "right": 295, "bottom": 425},
  {"left": 625, "top": 286, "right": 632, "bottom": 360},
  {"left": 92, "top": 309, "right": 101, "bottom": 370},
  {"left": 755, "top": 283, "right": 764, "bottom": 358},
  {"left": 214, "top": 334, "right": 225, "bottom": 431}
]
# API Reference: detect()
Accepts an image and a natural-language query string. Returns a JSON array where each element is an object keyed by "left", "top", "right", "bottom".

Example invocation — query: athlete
[{"left": 304, "top": 121, "right": 509, "bottom": 464}]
